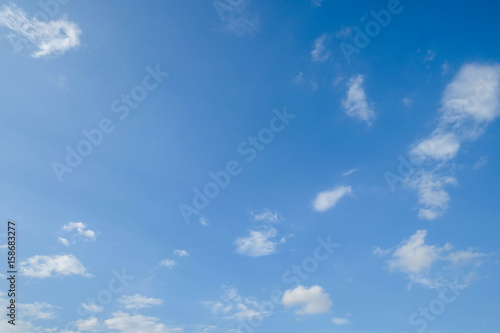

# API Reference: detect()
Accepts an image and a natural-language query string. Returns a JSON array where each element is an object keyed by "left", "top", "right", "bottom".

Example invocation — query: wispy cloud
[
  {"left": 213, "top": 0, "right": 259, "bottom": 37},
  {"left": 159, "top": 259, "right": 177, "bottom": 268},
  {"left": 311, "top": 33, "right": 331, "bottom": 62},
  {"left": 118, "top": 294, "right": 163, "bottom": 310},
  {"left": 0, "top": 4, "right": 81, "bottom": 57},
  {"left": 235, "top": 228, "right": 281, "bottom": 257},
  {"left": 377, "top": 230, "right": 486, "bottom": 289},
  {"left": 313, "top": 185, "right": 352, "bottom": 212},
  {"left": 342, "top": 74, "right": 376, "bottom": 125},
  {"left": 406, "top": 63, "right": 500, "bottom": 219}
]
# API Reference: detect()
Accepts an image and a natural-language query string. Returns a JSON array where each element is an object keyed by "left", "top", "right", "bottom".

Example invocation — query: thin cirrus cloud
[
  {"left": 20, "top": 254, "right": 91, "bottom": 278},
  {"left": 0, "top": 4, "right": 81, "bottom": 58},
  {"left": 406, "top": 63, "right": 500, "bottom": 220},
  {"left": 282, "top": 285, "right": 332, "bottom": 315},
  {"left": 311, "top": 33, "right": 331, "bottom": 62},
  {"left": 376, "top": 229, "right": 486, "bottom": 289},
  {"left": 341, "top": 74, "right": 376, "bottom": 125},
  {"left": 118, "top": 294, "right": 163, "bottom": 310},
  {"left": 203, "top": 285, "right": 270, "bottom": 320},
  {"left": 313, "top": 185, "right": 352, "bottom": 212}
]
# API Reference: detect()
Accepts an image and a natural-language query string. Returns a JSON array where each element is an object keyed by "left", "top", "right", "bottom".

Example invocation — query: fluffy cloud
[
  {"left": 235, "top": 228, "right": 280, "bottom": 257},
  {"left": 76, "top": 317, "right": 99, "bottom": 331},
  {"left": 173, "top": 249, "right": 189, "bottom": 257},
  {"left": 62, "top": 222, "right": 96, "bottom": 242},
  {"left": 20, "top": 254, "right": 91, "bottom": 278},
  {"left": 379, "top": 230, "right": 486, "bottom": 289},
  {"left": 104, "top": 312, "right": 182, "bottom": 333},
  {"left": 406, "top": 63, "right": 500, "bottom": 219},
  {"left": 159, "top": 259, "right": 177, "bottom": 268},
  {"left": 342, "top": 74, "right": 376, "bottom": 125},
  {"left": 282, "top": 285, "right": 332, "bottom": 315},
  {"left": 313, "top": 185, "right": 352, "bottom": 212},
  {"left": 311, "top": 34, "right": 331, "bottom": 62},
  {"left": 0, "top": 4, "right": 81, "bottom": 57},
  {"left": 118, "top": 294, "right": 163, "bottom": 310},
  {"left": 19, "top": 302, "right": 59, "bottom": 320}
]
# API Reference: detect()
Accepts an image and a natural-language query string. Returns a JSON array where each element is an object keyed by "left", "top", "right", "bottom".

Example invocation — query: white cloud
[
  {"left": 342, "top": 74, "right": 376, "bottom": 125},
  {"left": 118, "top": 294, "right": 163, "bottom": 310},
  {"left": 214, "top": 0, "right": 259, "bottom": 37},
  {"left": 311, "top": 34, "right": 331, "bottom": 62},
  {"left": 80, "top": 302, "right": 103, "bottom": 313},
  {"left": 282, "top": 285, "right": 332, "bottom": 315},
  {"left": 473, "top": 155, "right": 488, "bottom": 170},
  {"left": 250, "top": 209, "right": 282, "bottom": 224},
  {"left": 19, "top": 302, "right": 58, "bottom": 320},
  {"left": 58, "top": 237, "right": 69, "bottom": 247},
  {"left": 159, "top": 259, "right": 177, "bottom": 268},
  {"left": 199, "top": 217, "right": 210, "bottom": 226},
  {"left": 380, "top": 230, "right": 486, "bottom": 289},
  {"left": 104, "top": 312, "right": 182, "bottom": 333},
  {"left": 235, "top": 228, "right": 279, "bottom": 257},
  {"left": 402, "top": 97, "right": 413, "bottom": 106},
  {"left": 342, "top": 168, "right": 357, "bottom": 176},
  {"left": 204, "top": 285, "right": 270, "bottom": 320},
  {"left": 76, "top": 317, "right": 99, "bottom": 331},
  {"left": 406, "top": 63, "right": 500, "bottom": 219},
  {"left": 173, "top": 249, "right": 189, "bottom": 257},
  {"left": 0, "top": 4, "right": 81, "bottom": 57},
  {"left": 311, "top": 0, "right": 323, "bottom": 7},
  {"left": 332, "top": 317, "right": 351, "bottom": 325},
  {"left": 313, "top": 185, "right": 352, "bottom": 212},
  {"left": 20, "top": 254, "right": 91, "bottom": 278},
  {"left": 62, "top": 222, "right": 96, "bottom": 242}
]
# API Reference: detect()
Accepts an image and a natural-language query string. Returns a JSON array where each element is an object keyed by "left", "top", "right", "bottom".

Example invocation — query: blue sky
[{"left": 0, "top": 0, "right": 499, "bottom": 332}]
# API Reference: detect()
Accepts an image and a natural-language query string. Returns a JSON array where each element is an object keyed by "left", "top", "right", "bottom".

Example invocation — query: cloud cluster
[
  {"left": 377, "top": 230, "right": 486, "bottom": 289},
  {"left": 406, "top": 63, "right": 500, "bottom": 219},
  {"left": 0, "top": 4, "right": 81, "bottom": 57}
]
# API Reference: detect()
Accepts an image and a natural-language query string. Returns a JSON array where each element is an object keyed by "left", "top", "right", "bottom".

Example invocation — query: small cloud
[
  {"left": 250, "top": 209, "right": 282, "bottom": 224},
  {"left": 442, "top": 61, "right": 452, "bottom": 75},
  {"left": 313, "top": 185, "right": 352, "bottom": 212},
  {"left": 173, "top": 249, "right": 189, "bottom": 257},
  {"left": 402, "top": 97, "right": 412, "bottom": 107},
  {"left": 19, "top": 302, "right": 59, "bottom": 320},
  {"left": 20, "top": 254, "right": 91, "bottom": 278},
  {"left": 282, "top": 285, "right": 332, "bottom": 315},
  {"left": 118, "top": 294, "right": 163, "bottom": 310},
  {"left": 80, "top": 303, "right": 103, "bottom": 313},
  {"left": 159, "top": 259, "right": 177, "bottom": 268},
  {"left": 372, "top": 246, "right": 391, "bottom": 257},
  {"left": 58, "top": 237, "right": 69, "bottom": 247},
  {"left": 62, "top": 222, "right": 96, "bottom": 242},
  {"left": 311, "top": 33, "right": 331, "bottom": 62},
  {"left": 332, "top": 317, "right": 351, "bottom": 325},
  {"left": 342, "top": 74, "right": 376, "bottom": 125},
  {"left": 335, "top": 26, "right": 352, "bottom": 39},
  {"left": 342, "top": 168, "right": 357, "bottom": 176},
  {"left": 200, "top": 217, "right": 210, "bottom": 226},
  {"left": 75, "top": 317, "right": 99, "bottom": 331},
  {"left": 473, "top": 156, "right": 488, "bottom": 170},
  {"left": 104, "top": 312, "right": 182, "bottom": 333},
  {"left": 235, "top": 228, "right": 280, "bottom": 257},
  {"left": 311, "top": 0, "right": 323, "bottom": 7},
  {"left": 425, "top": 49, "right": 436, "bottom": 62},
  {"left": 0, "top": 4, "right": 81, "bottom": 57}
]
